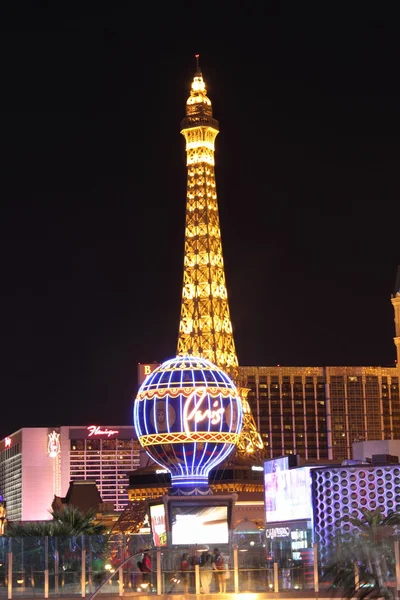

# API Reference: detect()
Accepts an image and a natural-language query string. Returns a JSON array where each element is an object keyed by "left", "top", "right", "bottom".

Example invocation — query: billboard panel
[
  {"left": 150, "top": 503, "right": 167, "bottom": 547},
  {"left": 264, "top": 462, "right": 312, "bottom": 523},
  {"left": 170, "top": 503, "right": 229, "bottom": 545}
]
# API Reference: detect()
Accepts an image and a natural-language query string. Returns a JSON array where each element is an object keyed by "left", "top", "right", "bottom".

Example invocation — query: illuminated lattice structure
[
  {"left": 177, "top": 59, "right": 263, "bottom": 460},
  {"left": 178, "top": 64, "right": 235, "bottom": 373},
  {"left": 133, "top": 356, "right": 243, "bottom": 488},
  {"left": 112, "top": 499, "right": 147, "bottom": 535},
  {"left": 312, "top": 464, "right": 400, "bottom": 562}
]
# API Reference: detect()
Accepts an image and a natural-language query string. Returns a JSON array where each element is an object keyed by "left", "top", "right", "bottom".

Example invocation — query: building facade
[
  {"left": 264, "top": 449, "right": 400, "bottom": 566},
  {"left": 240, "top": 271, "right": 400, "bottom": 462},
  {"left": 241, "top": 365, "right": 399, "bottom": 461},
  {"left": 0, "top": 425, "right": 140, "bottom": 521},
  {"left": 138, "top": 360, "right": 400, "bottom": 462}
]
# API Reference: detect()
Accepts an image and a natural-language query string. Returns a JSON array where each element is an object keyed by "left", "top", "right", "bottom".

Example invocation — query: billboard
[
  {"left": 149, "top": 503, "right": 167, "bottom": 547},
  {"left": 264, "top": 462, "right": 312, "bottom": 523},
  {"left": 170, "top": 503, "right": 229, "bottom": 545}
]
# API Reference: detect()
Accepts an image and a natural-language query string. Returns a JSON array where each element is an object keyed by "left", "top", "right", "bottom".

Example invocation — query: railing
[{"left": 1, "top": 535, "right": 400, "bottom": 597}]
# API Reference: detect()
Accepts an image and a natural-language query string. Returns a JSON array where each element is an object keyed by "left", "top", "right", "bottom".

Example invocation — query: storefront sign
[
  {"left": 265, "top": 527, "right": 290, "bottom": 539},
  {"left": 87, "top": 426, "right": 119, "bottom": 438}
]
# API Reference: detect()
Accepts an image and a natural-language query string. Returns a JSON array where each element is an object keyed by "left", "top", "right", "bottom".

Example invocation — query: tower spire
[
  {"left": 392, "top": 265, "right": 400, "bottom": 371},
  {"left": 177, "top": 64, "right": 264, "bottom": 461},
  {"left": 195, "top": 53, "right": 200, "bottom": 73}
]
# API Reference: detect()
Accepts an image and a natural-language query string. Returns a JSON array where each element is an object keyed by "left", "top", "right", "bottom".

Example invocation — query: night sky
[{"left": 1, "top": 4, "right": 399, "bottom": 438}]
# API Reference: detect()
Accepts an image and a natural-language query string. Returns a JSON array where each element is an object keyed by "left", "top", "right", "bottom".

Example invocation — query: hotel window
[
  {"left": 71, "top": 440, "right": 84, "bottom": 451},
  {"left": 102, "top": 439, "right": 117, "bottom": 450},
  {"left": 118, "top": 440, "right": 132, "bottom": 450},
  {"left": 86, "top": 439, "right": 100, "bottom": 451}
]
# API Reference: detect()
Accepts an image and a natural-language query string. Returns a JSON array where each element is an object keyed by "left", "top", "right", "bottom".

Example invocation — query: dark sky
[{"left": 1, "top": 4, "right": 399, "bottom": 437}]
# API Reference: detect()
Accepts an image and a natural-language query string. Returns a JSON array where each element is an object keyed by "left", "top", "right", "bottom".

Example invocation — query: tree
[
  {"left": 322, "top": 508, "right": 400, "bottom": 600},
  {"left": 6, "top": 505, "right": 107, "bottom": 536}
]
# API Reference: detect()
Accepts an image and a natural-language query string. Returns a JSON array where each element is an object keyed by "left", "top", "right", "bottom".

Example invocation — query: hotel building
[
  {"left": 138, "top": 358, "right": 400, "bottom": 464},
  {"left": 240, "top": 272, "right": 400, "bottom": 462},
  {"left": 241, "top": 364, "right": 399, "bottom": 462},
  {"left": 0, "top": 425, "right": 140, "bottom": 521}
]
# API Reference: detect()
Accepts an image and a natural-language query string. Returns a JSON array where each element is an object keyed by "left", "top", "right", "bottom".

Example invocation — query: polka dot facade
[{"left": 312, "top": 465, "right": 400, "bottom": 560}]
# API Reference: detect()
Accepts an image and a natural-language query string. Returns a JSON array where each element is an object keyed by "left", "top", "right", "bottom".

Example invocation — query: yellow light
[
  {"left": 186, "top": 141, "right": 215, "bottom": 151},
  {"left": 177, "top": 65, "right": 265, "bottom": 460},
  {"left": 104, "top": 564, "right": 112, "bottom": 571}
]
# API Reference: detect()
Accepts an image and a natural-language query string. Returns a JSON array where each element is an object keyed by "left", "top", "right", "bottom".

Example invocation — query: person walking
[
  {"left": 180, "top": 552, "right": 190, "bottom": 594},
  {"left": 212, "top": 548, "right": 226, "bottom": 593},
  {"left": 199, "top": 546, "right": 213, "bottom": 593},
  {"left": 142, "top": 551, "right": 152, "bottom": 588}
]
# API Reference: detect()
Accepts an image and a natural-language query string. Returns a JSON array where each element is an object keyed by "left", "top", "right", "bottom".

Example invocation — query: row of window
[{"left": 70, "top": 439, "right": 140, "bottom": 451}]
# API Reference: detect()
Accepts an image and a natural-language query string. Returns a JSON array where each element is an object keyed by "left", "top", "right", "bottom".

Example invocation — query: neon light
[
  {"left": 48, "top": 431, "right": 61, "bottom": 458},
  {"left": 4, "top": 437, "right": 11, "bottom": 448},
  {"left": 87, "top": 426, "right": 119, "bottom": 438},
  {"left": 183, "top": 387, "right": 225, "bottom": 437},
  {"left": 134, "top": 356, "right": 243, "bottom": 487},
  {"left": 138, "top": 432, "right": 239, "bottom": 446}
]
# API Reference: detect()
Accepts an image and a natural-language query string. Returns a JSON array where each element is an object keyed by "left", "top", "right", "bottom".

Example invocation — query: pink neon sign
[
  {"left": 87, "top": 425, "right": 119, "bottom": 438},
  {"left": 4, "top": 437, "right": 11, "bottom": 448}
]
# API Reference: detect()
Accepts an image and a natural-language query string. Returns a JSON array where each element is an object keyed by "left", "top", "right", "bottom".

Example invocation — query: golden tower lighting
[{"left": 177, "top": 56, "right": 264, "bottom": 458}]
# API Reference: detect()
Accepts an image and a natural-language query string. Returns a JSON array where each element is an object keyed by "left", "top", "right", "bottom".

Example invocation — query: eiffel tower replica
[{"left": 177, "top": 56, "right": 264, "bottom": 463}]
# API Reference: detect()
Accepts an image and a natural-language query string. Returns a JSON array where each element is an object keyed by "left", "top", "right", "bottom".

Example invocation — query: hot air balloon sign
[{"left": 133, "top": 356, "right": 243, "bottom": 488}]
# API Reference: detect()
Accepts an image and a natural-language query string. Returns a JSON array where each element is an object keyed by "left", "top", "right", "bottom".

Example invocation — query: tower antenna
[{"left": 195, "top": 53, "right": 200, "bottom": 72}]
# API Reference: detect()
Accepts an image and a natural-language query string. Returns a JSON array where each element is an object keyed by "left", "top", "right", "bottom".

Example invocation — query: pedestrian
[
  {"left": 142, "top": 551, "right": 152, "bottom": 588},
  {"left": 180, "top": 552, "right": 190, "bottom": 594},
  {"left": 199, "top": 546, "right": 213, "bottom": 593},
  {"left": 212, "top": 548, "right": 226, "bottom": 593}
]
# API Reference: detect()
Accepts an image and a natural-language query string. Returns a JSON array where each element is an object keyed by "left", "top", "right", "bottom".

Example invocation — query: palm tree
[
  {"left": 6, "top": 507, "right": 109, "bottom": 586},
  {"left": 322, "top": 508, "right": 400, "bottom": 600},
  {"left": 49, "top": 506, "right": 107, "bottom": 536},
  {"left": 6, "top": 505, "right": 107, "bottom": 536}
]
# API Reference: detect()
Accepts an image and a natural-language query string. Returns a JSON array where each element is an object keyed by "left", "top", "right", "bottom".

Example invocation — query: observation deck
[{"left": 180, "top": 116, "right": 219, "bottom": 131}]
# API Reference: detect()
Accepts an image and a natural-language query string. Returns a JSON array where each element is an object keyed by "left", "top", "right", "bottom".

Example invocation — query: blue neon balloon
[{"left": 133, "top": 356, "right": 243, "bottom": 488}]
